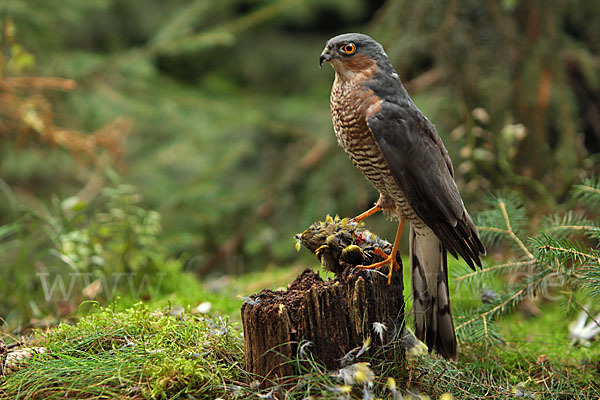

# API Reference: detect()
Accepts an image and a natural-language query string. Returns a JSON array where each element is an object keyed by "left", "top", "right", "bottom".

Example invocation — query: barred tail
[{"left": 410, "top": 225, "right": 457, "bottom": 360}]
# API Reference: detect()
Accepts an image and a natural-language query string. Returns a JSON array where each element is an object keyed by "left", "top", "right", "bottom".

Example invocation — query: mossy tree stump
[{"left": 241, "top": 267, "right": 405, "bottom": 383}]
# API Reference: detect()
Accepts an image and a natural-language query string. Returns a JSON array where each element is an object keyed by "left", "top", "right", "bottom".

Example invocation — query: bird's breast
[
  {"left": 329, "top": 76, "right": 423, "bottom": 226},
  {"left": 329, "top": 79, "right": 377, "bottom": 150}
]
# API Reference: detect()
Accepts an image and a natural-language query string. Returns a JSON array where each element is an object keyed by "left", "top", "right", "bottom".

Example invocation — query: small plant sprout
[
  {"left": 453, "top": 182, "right": 600, "bottom": 346},
  {"left": 372, "top": 322, "right": 387, "bottom": 342}
]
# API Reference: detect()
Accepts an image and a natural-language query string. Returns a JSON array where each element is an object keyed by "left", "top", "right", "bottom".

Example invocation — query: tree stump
[{"left": 241, "top": 266, "right": 405, "bottom": 384}]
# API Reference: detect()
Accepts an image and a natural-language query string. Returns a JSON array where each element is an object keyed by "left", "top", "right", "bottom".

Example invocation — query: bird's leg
[
  {"left": 351, "top": 204, "right": 381, "bottom": 223},
  {"left": 355, "top": 219, "right": 405, "bottom": 284}
]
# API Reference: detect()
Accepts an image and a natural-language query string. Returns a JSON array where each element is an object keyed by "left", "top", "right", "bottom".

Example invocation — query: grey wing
[{"left": 366, "top": 101, "right": 485, "bottom": 269}]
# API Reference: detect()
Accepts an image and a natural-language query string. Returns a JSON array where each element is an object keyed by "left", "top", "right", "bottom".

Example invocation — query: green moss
[
  {"left": 2, "top": 263, "right": 599, "bottom": 399},
  {"left": 1, "top": 304, "right": 244, "bottom": 399},
  {"left": 408, "top": 341, "right": 599, "bottom": 399}
]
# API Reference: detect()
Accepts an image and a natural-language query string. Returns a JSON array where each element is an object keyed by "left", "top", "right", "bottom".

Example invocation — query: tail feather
[{"left": 410, "top": 225, "right": 457, "bottom": 360}]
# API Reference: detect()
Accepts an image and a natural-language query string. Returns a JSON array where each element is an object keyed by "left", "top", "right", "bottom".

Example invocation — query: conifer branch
[
  {"left": 478, "top": 226, "right": 508, "bottom": 234},
  {"left": 578, "top": 184, "right": 600, "bottom": 196},
  {"left": 544, "top": 225, "right": 599, "bottom": 235},
  {"left": 499, "top": 201, "right": 535, "bottom": 259},
  {"left": 538, "top": 245, "right": 600, "bottom": 268},
  {"left": 456, "top": 274, "right": 552, "bottom": 332},
  {"left": 482, "top": 314, "right": 488, "bottom": 340},
  {"left": 455, "top": 260, "right": 534, "bottom": 282},
  {"left": 573, "top": 179, "right": 600, "bottom": 208},
  {"left": 478, "top": 201, "right": 534, "bottom": 259},
  {"left": 458, "top": 182, "right": 600, "bottom": 343}
]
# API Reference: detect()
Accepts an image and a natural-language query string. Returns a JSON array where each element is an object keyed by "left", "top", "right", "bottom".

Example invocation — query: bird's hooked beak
[{"left": 319, "top": 48, "right": 333, "bottom": 68}]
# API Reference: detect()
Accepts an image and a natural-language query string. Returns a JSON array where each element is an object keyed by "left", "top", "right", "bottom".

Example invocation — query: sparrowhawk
[{"left": 319, "top": 33, "right": 485, "bottom": 360}]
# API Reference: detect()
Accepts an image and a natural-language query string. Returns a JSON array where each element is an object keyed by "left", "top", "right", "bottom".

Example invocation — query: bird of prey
[{"left": 319, "top": 33, "right": 485, "bottom": 360}]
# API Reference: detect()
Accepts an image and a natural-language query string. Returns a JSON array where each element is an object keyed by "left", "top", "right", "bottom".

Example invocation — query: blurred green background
[{"left": 1, "top": 0, "right": 599, "bottom": 327}]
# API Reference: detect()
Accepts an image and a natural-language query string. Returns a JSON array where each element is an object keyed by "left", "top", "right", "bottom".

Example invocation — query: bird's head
[{"left": 319, "top": 33, "right": 390, "bottom": 81}]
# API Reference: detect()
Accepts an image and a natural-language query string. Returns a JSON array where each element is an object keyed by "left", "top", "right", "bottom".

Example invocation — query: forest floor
[{"left": 1, "top": 262, "right": 599, "bottom": 399}]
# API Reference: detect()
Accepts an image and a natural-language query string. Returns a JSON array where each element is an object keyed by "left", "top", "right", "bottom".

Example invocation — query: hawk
[{"left": 319, "top": 33, "right": 485, "bottom": 360}]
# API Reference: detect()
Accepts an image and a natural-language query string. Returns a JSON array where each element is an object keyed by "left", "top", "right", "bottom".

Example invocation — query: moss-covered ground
[{"left": 1, "top": 262, "right": 599, "bottom": 399}]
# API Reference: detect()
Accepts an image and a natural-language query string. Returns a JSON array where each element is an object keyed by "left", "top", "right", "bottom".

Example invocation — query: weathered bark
[{"left": 241, "top": 267, "right": 405, "bottom": 384}]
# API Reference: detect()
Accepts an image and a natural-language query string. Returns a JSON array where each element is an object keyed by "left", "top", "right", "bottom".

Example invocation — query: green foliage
[
  {"left": 574, "top": 177, "right": 600, "bottom": 211},
  {"left": 452, "top": 179, "right": 600, "bottom": 348},
  {"left": 0, "top": 194, "right": 57, "bottom": 327},
  {"left": 0, "top": 184, "right": 180, "bottom": 328},
  {"left": 56, "top": 185, "right": 163, "bottom": 276},
  {"left": 2, "top": 3, "right": 599, "bottom": 397},
  {"left": 474, "top": 191, "right": 528, "bottom": 248},
  {"left": 409, "top": 343, "right": 600, "bottom": 399},
  {"left": 0, "top": 304, "right": 245, "bottom": 399},
  {"left": 539, "top": 210, "right": 597, "bottom": 240},
  {"left": 256, "top": 339, "right": 409, "bottom": 399},
  {"left": 3, "top": 301, "right": 597, "bottom": 399},
  {"left": 3, "top": 0, "right": 600, "bottom": 277},
  {"left": 1, "top": 0, "right": 379, "bottom": 276},
  {"left": 0, "top": 17, "right": 35, "bottom": 76}
]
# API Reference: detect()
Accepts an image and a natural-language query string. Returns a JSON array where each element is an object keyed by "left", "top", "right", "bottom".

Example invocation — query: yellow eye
[{"left": 341, "top": 43, "right": 356, "bottom": 55}]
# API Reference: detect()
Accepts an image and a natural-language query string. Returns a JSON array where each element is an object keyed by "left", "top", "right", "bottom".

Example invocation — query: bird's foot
[
  {"left": 355, "top": 247, "right": 400, "bottom": 285},
  {"left": 350, "top": 205, "right": 381, "bottom": 224}
]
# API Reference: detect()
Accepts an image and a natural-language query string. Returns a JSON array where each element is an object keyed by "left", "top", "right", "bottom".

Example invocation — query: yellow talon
[
  {"left": 355, "top": 219, "right": 405, "bottom": 284},
  {"left": 356, "top": 253, "right": 400, "bottom": 284}
]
